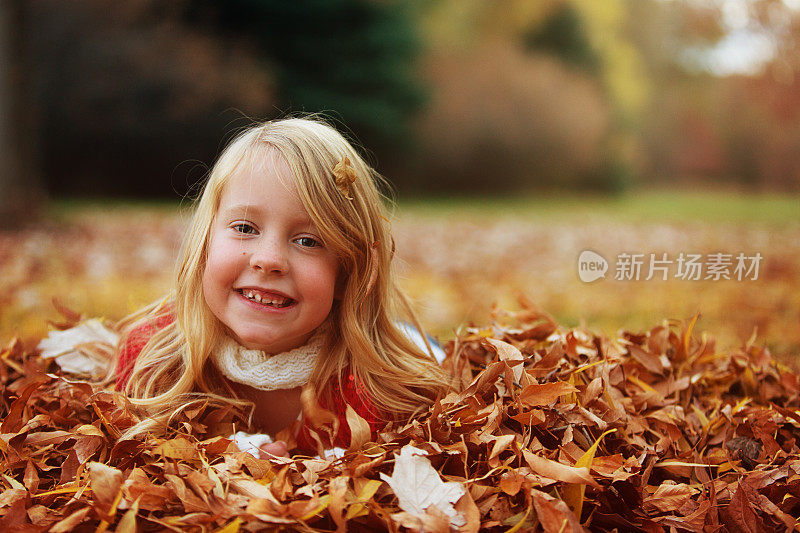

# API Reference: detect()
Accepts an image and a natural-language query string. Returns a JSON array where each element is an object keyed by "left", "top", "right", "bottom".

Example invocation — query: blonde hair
[{"left": 115, "top": 116, "right": 451, "bottom": 438}]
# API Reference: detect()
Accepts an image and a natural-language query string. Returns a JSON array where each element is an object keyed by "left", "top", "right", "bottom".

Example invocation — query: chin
[
  {"left": 234, "top": 334, "right": 271, "bottom": 351},
  {"left": 223, "top": 327, "right": 262, "bottom": 348}
]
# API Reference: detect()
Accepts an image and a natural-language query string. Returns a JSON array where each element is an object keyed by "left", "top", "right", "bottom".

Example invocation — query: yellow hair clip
[{"left": 332, "top": 156, "right": 357, "bottom": 200}]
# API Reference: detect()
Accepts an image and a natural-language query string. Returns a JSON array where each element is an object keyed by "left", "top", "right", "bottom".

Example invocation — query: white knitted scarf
[{"left": 212, "top": 332, "right": 322, "bottom": 391}]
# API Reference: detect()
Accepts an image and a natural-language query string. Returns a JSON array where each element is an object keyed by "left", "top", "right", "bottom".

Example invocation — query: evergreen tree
[{"left": 186, "top": 0, "right": 425, "bottom": 154}]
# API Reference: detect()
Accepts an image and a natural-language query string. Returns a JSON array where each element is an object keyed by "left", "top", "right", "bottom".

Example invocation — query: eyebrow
[
  {"left": 221, "top": 204, "right": 265, "bottom": 217},
  {"left": 220, "top": 204, "right": 314, "bottom": 226}
]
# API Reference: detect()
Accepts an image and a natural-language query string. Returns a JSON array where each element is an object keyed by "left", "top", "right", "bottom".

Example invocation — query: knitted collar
[{"left": 212, "top": 331, "right": 322, "bottom": 391}]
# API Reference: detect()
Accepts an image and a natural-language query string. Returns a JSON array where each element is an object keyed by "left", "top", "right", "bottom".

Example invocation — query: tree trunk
[{"left": 0, "top": 0, "right": 44, "bottom": 228}]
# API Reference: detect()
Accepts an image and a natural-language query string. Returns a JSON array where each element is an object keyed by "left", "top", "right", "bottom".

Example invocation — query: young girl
[{"left": 114, "top": 117, "right": 450, "bottom": 456}]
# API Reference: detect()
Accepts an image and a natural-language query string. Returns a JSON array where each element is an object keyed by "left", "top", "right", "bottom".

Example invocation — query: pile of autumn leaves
[{"left": 1, "top": 304, "right": 799, "bottom": 532}]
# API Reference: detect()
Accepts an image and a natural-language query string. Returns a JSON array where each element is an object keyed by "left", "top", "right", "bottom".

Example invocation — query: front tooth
[
  {"left": 247, "top": 290, "right": 254, "bottom": 299},
  {"left": 254, "top": 293, "right": 262, "bottom": 303}
]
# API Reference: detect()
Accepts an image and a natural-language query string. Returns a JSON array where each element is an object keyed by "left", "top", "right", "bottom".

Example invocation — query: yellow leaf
[
  {"left": 577, "top": 429, "right": 616, "bottom": 470},
  {"left": 691, "top": 405, "right": 709, "bottom": 428},
  {"left": 116, "top": 497, "right": 139, "bottom": 533},
  {"left": 569, "top": 360, "right": 603, "bottom": 375},
  {"left": 345, "top": 504, "right": 370, "bottom": 520},
  {"left": 562, "top": 429, "right": 616, "bottom": 520},
  {"left": 0, "top": 349, "right": 23, "bottom": 373},
  {"left": 732, "top": 397, "right": 751, "bottom": 415},
  {"left": 357, "top": 479, "right": 382, "bottom": 500},
  {"left": 683, "top": 312, "right": 699, "bottom": 356},
  {"left": 742, "top": 367, "right": 757, "bottom": 395},
  {"left": 213, "top": 517, "right": 242, "bottom": 533},
  {"left": 93, "top": 487, "right": 123, "bottom": 533},
  {"left": 75, "top": 424, "right": 104, "bottom": 437},
  {"left": 32, "top": 485, "right": 90, "bottom": 498},
  {"left": 561, "top": 374, "right": 577, "bottom": 404},
  {"left": 504, "top": 506, "right": 531, "bottom": 533},
  {"left": 717, "top": 461, "right": 735, "bottom": 473},
  {"left": 345, "top": 479, "right": 383, "bottom": 519},
  {"left": 627, "top": 375, "right": 657, "bottom": 393},
  {"left": 299, "top": 494, "right": 331, "bottom": 521}
]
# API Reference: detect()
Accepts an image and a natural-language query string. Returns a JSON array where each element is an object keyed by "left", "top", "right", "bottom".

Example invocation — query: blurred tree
[
  {"left": 0, "top": 0, "right": 45, "bottom": 228},
  {"left": 419, "top": 0, "right": 556, "bottom": 50},
  {"left": 185, "top": 0, "right": 426, "bottom": 158},
  {"left": 568, "top": 0, "right": 652, "bottom": 191},
  {"left": 632, "top": 0, "right": 800, "bottom": 191},
  {"left": 413, "top": 43, "right": 610, "bottom": 193},
  {"left": 410, "top": 0, "right": 650, "bottom": 193},
  {"left": 523, "top": 3, "right": 599, "bottom": 74},
  {"left": 32, "top": 0, "right": 275, "bottom": 198},
  {"left": 570, "top": 0, "right": 650, "bottom": 124}
]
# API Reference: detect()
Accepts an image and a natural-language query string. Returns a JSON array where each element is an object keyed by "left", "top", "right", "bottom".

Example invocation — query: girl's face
[{"left": 202, "top": 149, "right": 340, "bottom": 354}]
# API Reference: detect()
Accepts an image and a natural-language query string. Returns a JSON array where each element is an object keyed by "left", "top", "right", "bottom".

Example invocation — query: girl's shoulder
[
  {"left": 116, "top": 312, "right": 175, "bottom": 388},
  {"left": 336, "top": 372, "right": 380, "bottom": 420},
  {"left": 126, "top": 312, "right": 175, "bottom": 343}
]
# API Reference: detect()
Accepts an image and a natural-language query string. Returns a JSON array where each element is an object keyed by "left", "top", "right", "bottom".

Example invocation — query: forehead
[{"left": 219, "top": 147, "right": 297, "bottom": 205}]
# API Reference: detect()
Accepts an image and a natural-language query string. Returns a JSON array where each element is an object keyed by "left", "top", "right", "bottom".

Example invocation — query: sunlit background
[{"left": 1, "top": 0, "right": 798, "bottom": 359}]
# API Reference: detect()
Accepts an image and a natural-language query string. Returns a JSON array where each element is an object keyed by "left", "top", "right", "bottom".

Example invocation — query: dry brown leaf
[
  {"left": 1, "top": 303, "right": 799, "bottom": 530},
  {"left": 519, "top": 380, "right": 579, "bottom": 407},
  {"left": 87, "top": 462, "right": 123, "bottom": 506},
  {"left": 522, "top": 450, "right": 598, "bottom": 487}
]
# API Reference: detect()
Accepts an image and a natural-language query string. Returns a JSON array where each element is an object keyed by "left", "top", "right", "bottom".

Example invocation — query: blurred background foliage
[
  {"left": 1, "top": 0, "right": 798, "bottom": 358},
  {"left": 3, "top": 0, "right": 800, "bottom": 207}
]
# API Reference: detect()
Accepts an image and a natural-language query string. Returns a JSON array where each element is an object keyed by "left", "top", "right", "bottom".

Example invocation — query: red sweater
[{"left": 116, "top": 315, "right": 385, "bottom": 452}]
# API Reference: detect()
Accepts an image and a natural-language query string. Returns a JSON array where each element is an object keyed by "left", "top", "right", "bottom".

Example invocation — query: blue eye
[
  {"left": 232, "top": 223, "right": 257, "bottom": 235},
  {"left": 296, "top": 236, "right": 320, "bottom": 248}
]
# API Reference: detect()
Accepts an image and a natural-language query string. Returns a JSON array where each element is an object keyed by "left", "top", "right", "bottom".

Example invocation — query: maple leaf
[{"left": 380, "top": 445, "right": 467, "bottom": 528}]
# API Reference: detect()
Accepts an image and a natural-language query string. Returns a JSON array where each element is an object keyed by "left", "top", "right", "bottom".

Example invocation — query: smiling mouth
[{"left": 236, "top": 289, "right": 294, "bottom": 308}]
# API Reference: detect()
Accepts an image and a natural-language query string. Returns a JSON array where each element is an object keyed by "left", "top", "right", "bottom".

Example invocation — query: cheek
[
  {"left": 306, "top": 259, "right": 340, "bottom": 303},
  {"left": 209, "top": 235, "right": 242, "bottom": 271},
  {"left": 203, "top": 239, "right": 240, "bottom": 297},
  {"left": 201, "top": 262, "right": 221, "bottom": 313}
]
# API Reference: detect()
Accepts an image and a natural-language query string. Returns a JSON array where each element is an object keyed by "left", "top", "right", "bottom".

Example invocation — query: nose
[{"left": 249, "top": 238, "right": 289, "bottom": 274}]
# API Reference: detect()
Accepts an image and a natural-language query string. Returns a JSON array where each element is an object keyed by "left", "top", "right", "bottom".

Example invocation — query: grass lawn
[
  {"left": 398, "top": 189, "right": 800, "bottom": 224},
  {"left": 2, "top": 189, "right": 798, "bottom": 362}
]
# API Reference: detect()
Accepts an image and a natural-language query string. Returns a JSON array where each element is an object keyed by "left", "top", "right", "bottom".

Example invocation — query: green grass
[
  {"left": 397, "top": 189, "right": 800, "bottom": 225},
  {"left": 45, "top": 197, "right": 189, "bottom": 224},
  {"left": 46, "top": 189, "right": 798, "bottom": 225}
]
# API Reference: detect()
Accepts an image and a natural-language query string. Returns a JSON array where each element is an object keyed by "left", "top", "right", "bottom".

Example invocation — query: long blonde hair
[{"left": 115, "top": 117, "right": 451, "bottom": 437}]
